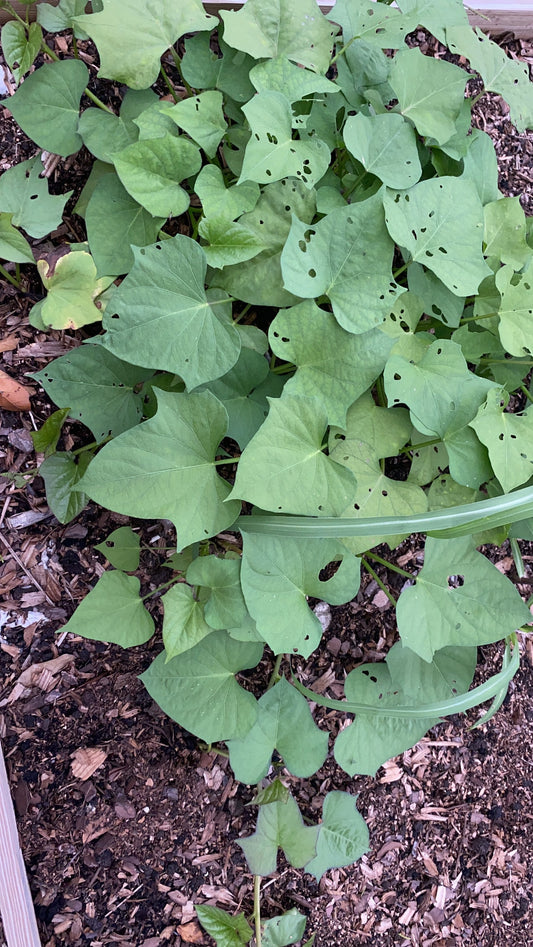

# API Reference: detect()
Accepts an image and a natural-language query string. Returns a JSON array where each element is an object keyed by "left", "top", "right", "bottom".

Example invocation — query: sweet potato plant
[{"left": 1, "top": 0, "right": 533, "bottom": 942}]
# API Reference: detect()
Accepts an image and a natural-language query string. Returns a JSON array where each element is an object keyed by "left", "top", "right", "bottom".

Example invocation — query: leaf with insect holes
[
  {"left": 94, "top": 527, "right": 140, "bottom": 571},
  {"left": 331, "top": 0, "right": 416, "bottom": 48},
  {"left": 397, "top": 0, "right": 469, "bottom": 43},
  {"left": 79, "top": 389, "right": 242, "bottom": 548},
  {"left": 60, "top": 570, "right": 154, "bottom": 647},
  {"left": 305, "top": 791, "right": 370, "bottom": 881},
  {"left": 213, "top": 178, "right": 316, "bottom": 308},
  {"left": 0, "top": 157, "right": 72, "bottom": 240},
  {"left": 33, "top": 345, "right": 152, "bottom": 442},
  {"left": 100, "top": 235, "right": 241, "bottom": 389},
  {"left": 2, "top": 21, "right": 42, "bottom": 83},
  {"left": 269, "top": 301, "right": 393, "bottom": 428},
  {"left": 328, "top": 392, "right": 428, "bottom": 553},
  {"left": 78, "top": 89, "right": 157, "bottom": 163},
  {"left": 74, "top": 0, "right": 217, "bottom": 90},
  {"left": 383, "top": 178, "right": 491, "bottom": 297},
  {"left": 384, "top": 339, "right": 496, "bottom": 488},
  {"left": 239, "top": 532, "right": 360, "bottom": 657},
  {"left": 186, "top": 556, "right": 247, "bottom": 631},
  {"left": 221, "top": 0, "right": 338, "bottom": 74},
  {"left": 112, "top": 135, "right": 201, "bottom": 218},
  {"left": 334, "top": 642, "right": 477, "bottom": 776},
  {"left": 262, "top": 909, "right": 308, "bottom": 947},
  {"left": 396, "top": 537, "right": 531, "bottom": 661},
  {"left": 181, "top": 32, "right": 256, "bottom": 104},
  {"left": 407, "top": 263, "right": 465, "bottom": 328},
  {"left": 343, "top": 112, "right": 421, "bottom": 189},
  {"left": 164, "top": 91, "right": 227, "bottom": 158},
  {"left": 195, "top": 905, "right": 253, "bottom": 947},
  {"left": 389, "top": 48, "right": 468, "bottom": 145},
  {"left": 140, "top": 631, "right": 263, "bottom": 743},
  {"left": 7, "top": 60, "right": 88, "bottom": 157},
  {"left": 470, "top": 388, "right": 533, "bottom": 493},
  {"left": 161, "top": 583, "right": 213, "bottom": 660},
  {"left": 281, "top": 192, "right": 401, "bottom": 334},
  {"left": 0, "top": 213, "right": 34, "bottom": 263},
  {"left": 447, "top": 27, "right": 533, "bottom": 132},
  {"left": 496, "top": 260, "right": 533, "bottom": 357},
  {"left": 483, "top": 197, "right": 531, "bottom": 271},
  {"left": 85, "top": 172, "right": 165, "bottom": 277},
  {"left": 239, "top": 91, "right": 330, "bottom": 189},
  {"left": 228, "top": 677, "right": 328, "bottom": 783},
  {"left": 40, "top": 451, "right": 92, "bottom": 524},
  {"left": 231, "top": 394, "right": 357, "bottom": 516},
  {"left": 238, "top": 792, "right": 318, "bottom": 877},
  {"left": 36, "top": 252, "right": 114, "bottom": 330}
]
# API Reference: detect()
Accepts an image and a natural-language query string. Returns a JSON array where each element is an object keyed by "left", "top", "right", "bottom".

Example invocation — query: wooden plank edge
[
  {"left": 1, "top": 1, "right": 533, "bottom": 35},
  {"left": 0, "top": 740, "right": 41, "bottom": 947}
]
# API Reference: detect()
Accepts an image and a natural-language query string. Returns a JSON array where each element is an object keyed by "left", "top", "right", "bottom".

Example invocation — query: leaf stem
[
  {"left": 253, "top": 875, "right": 262, "bottom": 947},
  {"left": 393, "top": 260, "right": 411, "bottom": 281},
  {"left": 510, "top": 537, "right": 525, "bottom": 579},
  {"left": 329, "top": 34, "right": 358, "bottom": 67},
  {"left": 0, "top": 262, "right": 22, "bottom": 289},
  {"left": 459, "top": 310, "right": 498, "bottom": 325},
  {"left": 361, "top": 558, "right": 397, "bottom": 607},
  {"left": 399, "top": 436, "right": 442, "bottom": 455},
  {"left": 213, "top": 455, "right": 240, "bottom": 466},
  {"left": 141, "top": 576, "right": 181, "bottom": 601},
  {"left": 267, "top": 654, "right": 284, "bottom": 690},
  {"left": 71, "top": 435, "right": 112, "bottom": 456},
  {"left": 169, "top": 45, "right": 194, "bottom": 97},
  {"left": 519, "top": 384, "right": 533, "bottom": 405},
  {"left": 160, "top": 63, "right": 179, "bottom": 102},
  {"left": 271, "top": 363, "right": 295, "bottom": 375},
  {"left": 361, "top": 550, "right": 414, "bottom": 580}
]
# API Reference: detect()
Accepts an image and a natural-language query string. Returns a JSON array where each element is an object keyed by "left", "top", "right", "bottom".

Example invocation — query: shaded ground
[{"left": 1, "top": 24, "right": 533, "bottom": 947}]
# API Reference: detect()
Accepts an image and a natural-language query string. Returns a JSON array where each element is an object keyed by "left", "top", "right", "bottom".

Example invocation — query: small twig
[{"left": 0, "top": 531, "right": 55, "bottom": 606}]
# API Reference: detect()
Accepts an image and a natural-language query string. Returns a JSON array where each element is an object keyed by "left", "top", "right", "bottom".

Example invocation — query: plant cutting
[{"left": 2, "top": 0, "right": 533, "bottom": 942}]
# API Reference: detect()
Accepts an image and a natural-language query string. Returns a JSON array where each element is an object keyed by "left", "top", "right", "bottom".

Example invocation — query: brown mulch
[{"left": 1, "top": 25, "right": 533, "bottom": 947}]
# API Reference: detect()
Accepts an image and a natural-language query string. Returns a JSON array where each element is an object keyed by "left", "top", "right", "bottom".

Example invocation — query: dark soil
[{"left": 1, "top": 24, "right": 533, "bottom": 947}]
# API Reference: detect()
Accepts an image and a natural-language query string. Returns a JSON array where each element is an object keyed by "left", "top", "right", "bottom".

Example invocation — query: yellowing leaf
[{"left": 37, "top": 251, "right": 114, "bottom": 329}]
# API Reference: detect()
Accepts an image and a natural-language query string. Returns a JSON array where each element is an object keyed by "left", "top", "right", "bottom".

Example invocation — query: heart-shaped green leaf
[
  {"left": 304, "top": 791, "right": 370, "bottom": 881},
  {"left": 60, "top": 570, "right": 154, "bottom": 647},
  {"left": 7, "top": 59, "right": 88, "bottom": 156},
  {"left": 238, "top": 792, "right": 318, "bottom": 876}
]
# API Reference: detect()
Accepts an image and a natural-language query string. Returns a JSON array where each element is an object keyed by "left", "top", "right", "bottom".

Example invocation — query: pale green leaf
[
  {"left": 212, "top": 178, "right": 316, "bottom": 307},
  {"left": 231, "top": 394, "right": 357, "bottom": 516},
  {"left": 94, "top": 526, "right": 141, "bottom": 571},
  {"left": 0, "top": 213, "right": 34, "bottom": 263},
  {"left": 186, "top": 556, "right": 247, "bottom": 631},
  {"left": 447, "top": 27, "right": 533, "bottom": 132},
  {"left": 74, "top": 0, "right": 217, "bottom": 89},
  {"left": 343, "top": 112, "right": 421, "bottom": 189},
  {"left": 195, "top": 165, "right": 260, "bottom": 221},
  {"left": 196, "top": 905, "right": 252, "bottom": 947},
  {"left": 2, "top": 21, "right": 42, "bottom": 83},
  {"left": 33, "top": 344, "right": 151, "bottom": 442},
  {"left": 407, "top": 263, "right": 465, "bottom": 328},
  {"left": 483, "top": 197, "right": 531, "bottom": 270},
  {"left": 384, "top": 340, "right": 496, "bottom": 487},
  {"left": 281, "top": 193, "right": 400, "bottom": 334},
  {"left": 85, "top": 172, "right": 164, "bottom": 276},
  {"left": 239, "top": 91, "right": 330, "bottom": 189},
  {"left": 100, "top": 235, "right": 240, "bottom": 389},
  {"left": 40, "top": 451, "right": 91, "bottom": 524},
  {"left": 240, "top": 532, "right": 360, "bottom": 657},
  {"left": 38, "top": 0, "right": 89, "bottom": 37},
  {"left": 396, "top": 537, "right": 531, "bottom": 661},
  {"left": 79, "top": 389, "right": 242, "bottom": 548},
  {"left": 427, "top": 475, "right": 477, "bottom": 510},
  {"left": 60, "top": 570, "right": 154, "bottom": 647},
  {"left": 181, "top": 32, "right": 256, "bottom": 103},
  {"left": 78, "top": 89, "right": 157, "bottom": 163},
  {"left": 161, "top": 583, "right": 213, "bottom": 660},
  {"left": 113, "top": 135, "right": 201, "bottom": 218},
  {"left": 250, "top": 56, "right": 338, "bottom": 101},
  {"left": 383, "top": 177, "right": 491, "bottom": 296},
  {"left": 7, "top": 60, "right": 88, "bottom": 157},
  {"left": 397, "top": 0, "right": 469, "bottom": 44},
  {"left": 462, "top": 129, "right": 500, "bottom": 205},
  {"left": 221, "top": 0, "right": 337, "bottom": 73},
  {"left": 262, "top": 909, "right": 307, "bottom": 947},
  {"left": 331, "top": 0, "right": 415, "bottom": 48},
  {"left": 238, "top": 793, "right": 318, "bottom": 876},
  {"left": 0, "top": 156, "right": 71, "bottom": 239},
  {"left": 470, "top": 389, "right": 533, "bottom": 493},
  {"left": 389, "top": 48, "right": 467, "bottom": 145},
  {"left": 228, "top": 677, "right": 328, "bottom": 783},
  {"left": 202, "top": 348, "right": 273, "bottom": 449},
  {"left": 334, "top": 642, "right": 476, "bottom": 775},
  {"left": 199, "top": 216, "right": 264, "bottom": 268},
  {"left": 305, "top": 791, "right": 369, "bottom": 881},
  {"left": 269, "top": 301, "right": 393, "bottom": 427},
  {"left": 140, "top": 631, "right": 263, "bottom": 743},
  {"left": 164, "top": 91, "right": 226, "bottom": 158},
  {"left": 496, "top": 260, "right": 533, "bottom": 357},
  {"left": 36, "top": 251, "right": 114, "bottom": 330}
]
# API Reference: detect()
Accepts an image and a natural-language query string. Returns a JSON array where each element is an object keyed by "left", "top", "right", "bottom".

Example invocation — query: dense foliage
[{"left": 2, "top": 0, "right": 533, "bottom": 942}]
